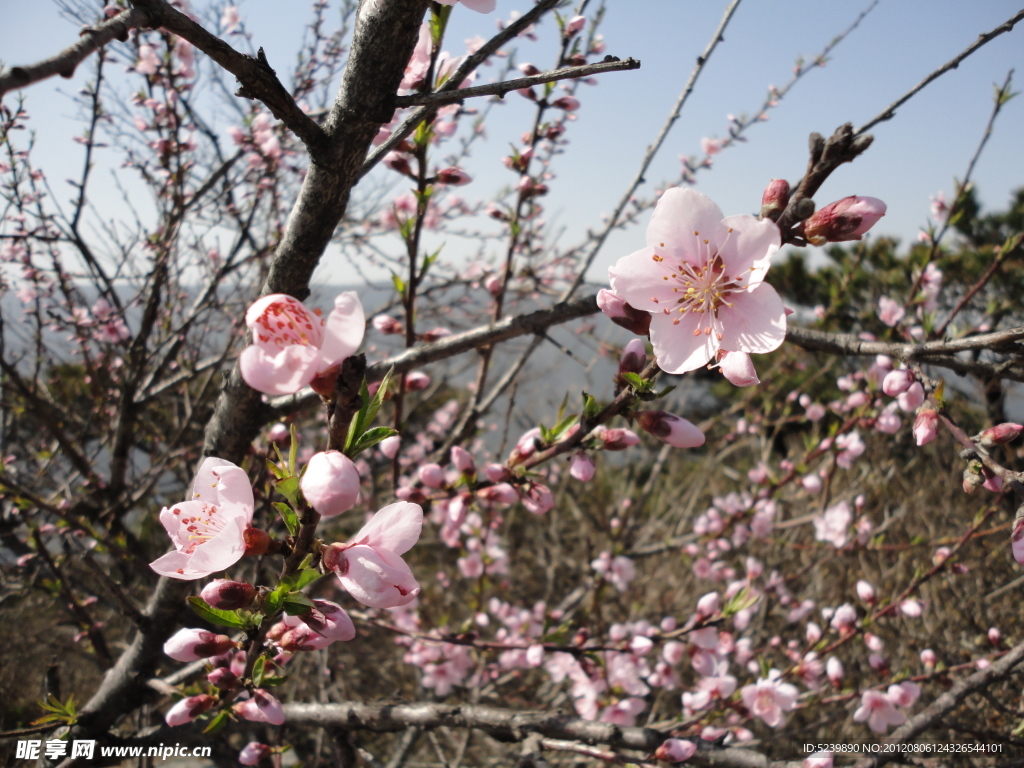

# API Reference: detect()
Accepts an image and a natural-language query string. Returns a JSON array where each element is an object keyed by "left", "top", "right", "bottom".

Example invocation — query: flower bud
[
  {"left": 321, "top": 542, "right": 348, "bottom": 574},
  {"left": 855, "top": 580, "right": 875, "bottom": 605},
  {"left": 550, "top": 96, "right": 580, "bottom": 112},
  {"left": 379, "top": 434, "right": 401, "bottom": 459},
  {"left": 596, "top": 288, "right": 651, "bottom": 336},
  {"left": 1012, "top": 510, "right": 1024, "bottom": 564},
  {"left": 200, "top": 579, "right": 257, "bottom": 611},
  {"left": 882, "top": 368, "right": 914, "bottom": 397},
  {"left": 485, "top": 463, "right": 510, "bottom": 483},
  {"left": 165, "top": 694, "right": 216, "bottom": 727},
  {"left": 418, "top": 463, "right": 446, "bottom": 489},
  {"left": 920, "top": 648, "right": 937, "bottom": 668},
  {"left": 372, "top": 314, "right": 403, "bottom": 335},
  {"left": 695, "top": 591, "right": 719, "bottom": 619},
  {"left": 239, "top": 743, "right": 272, "bottom": 766},
  {"left": 654, "top": 739, "right": 697, "bottom": 763},
  {"left": 618, "top": 338, "right": 646, "bottom": 378},
  {"left": 913, "top": 409, "right": 939, "bottom": 446},
  {"left": 826, "top": 656, "right": 844, "bottom": 686},
  {"left": 636, "top": 411, "right": 705, "bottom": 449},
  {"left": 718, "top": 350, "right": 759, "bottom": 387},
  {"left": 897, "top": 381, "right": 925, "bottom": 411},
  {"left": 760, "top": 178, "right": 790, "bottom": 219},
  {"left": 962, "top": 463, "right": 984, "bottom": 494},
  {"left": 404, "top": 371, "right": 431, "bottom": 391},
  {"left": 233, "top": 689, "right": 284, "bottom": 725},
  {"left": 520, "top": 482, "right": 554, "bottom": 515},
  {"left": 436, "top": 167, "right": 472, "bottom": 186},
  {"left": 596, "top": 426, "right": 641, "bottom": 451},
  {"left": 976, "top": 423, "right": 1024, "bottom": 448},
  {"left": 804, "top": 196, "right": 887, "bottom": 245},
  {"left": 451, "top": 446, "right": 476, "bottom": 475},
  {"left": 164, "top": 628, "right": 236, "bottom": 662},
  {"left": 207, "top": 667, "right": 239, "bottom": 690},
  {"left": 565, "top": 14, "right": 586, "bottom": 35},
  {"left": 301, "top": 450, "right": 361, "bottom": 517},
  {"left": 988, "top": 626, "right": 1002, "bottom": 645},
  {"left": 569, "top": 452, "right": 595, "bottom": 482},
  {"left": 484, "top": 274, "right": 502, "bottom": 295},
  {"left": 518, "top": 63, "right": 541, "bottom": 76},
  {"left": 267, "top": 423, "right": 290, "bottom": 444},
  {"left": 243, "top": 526, "right": 274, "bottom": 556}
]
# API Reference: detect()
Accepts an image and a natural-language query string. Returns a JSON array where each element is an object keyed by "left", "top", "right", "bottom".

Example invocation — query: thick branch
[
  {"left": 392, "top": 58, "right": 641, "bottom": 108},
  {"left": 785, "top": 325, "right": 1024, "bottom": 359},
  {"left": 0, "top": 9, "right": 147, "bottom": 98},
  {"left": 283, "top": 701, "right": 770, "bottom": 768}
]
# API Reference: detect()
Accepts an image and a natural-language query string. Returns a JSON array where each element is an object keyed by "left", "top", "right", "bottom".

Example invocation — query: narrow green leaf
[
  {"left": 550, "top": 413, "right": 579, "bottom": 440},
  {"left": 187, "top": 596, "right": 248, "bottom": 629},
  {"left": 273, "top": 502, "right": 299, "bottom": 537},
  {"left": 352, "top": 426, "right": 400, "bottom": 456},
  {"left": 282, "top": 592, "right": 316, "bottom": 615},
  {"left": 277, "top": 476, "right": 300, "bottom": 506},
  {"left": 265, "top": 458, "right": 286, "bottom": 480},
  {"left": 364, "top": 367, "right": 394, "bottom": 427},
  {"left": 621, "top": 371, "right": 649, "bottom": 391},
  {"left": 252, "top": 655, "right": 267, "bottom": 687},
  {"left": 203, "top": 710, "right": 229, "bottom": 735}
]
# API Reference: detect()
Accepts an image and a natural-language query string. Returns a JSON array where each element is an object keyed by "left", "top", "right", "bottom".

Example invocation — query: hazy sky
[{"left": 2, "top": 0, "right": 1023, "bottom": 285}]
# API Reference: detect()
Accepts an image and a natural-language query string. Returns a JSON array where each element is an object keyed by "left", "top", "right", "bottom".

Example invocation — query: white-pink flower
[
  {"left": 324, "top": 502, "right": 423, "bottom": 608},
  {"left": 150, "top": 458, "right": 255, "bottom": 580},
  {"left": 812, "top": 501, "right": 851, "bottom": 549},
  {"left": 609, "top": 188, "right": 785, "bottom": 374},
  {"left": 877, "top": 296, "right": 905, "bottom": 327},
  {"left": 740, "top": 669, "right": 799, "bottom": 727},
  {"left": 240, "top": 292, "right": 364, "bottom": 396},
  {"left": 853, "top": 689, "right": 905, "bottom": 733}
]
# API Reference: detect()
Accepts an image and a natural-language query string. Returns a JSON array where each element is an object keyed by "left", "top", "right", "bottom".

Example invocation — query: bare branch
[
  {"left": 392, "top": 58, "right": 641, "bottom": 108},
  {"left": 0, "top": 9, "right": 147, "bottom": 99}
]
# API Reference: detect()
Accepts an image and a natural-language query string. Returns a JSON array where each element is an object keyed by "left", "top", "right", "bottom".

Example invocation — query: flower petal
[
  {"left": 149, "top": 550, "right": 195, "bottom": 579},
  {"left": 354, "top": 501, "right": 423, "bottom": 555},
  {"left": 338, "top": 545, "right": 421, "bottom": 608},
  {"left": 608, "top": 247, "right": 679, "bottom": 312},
  {"left": 717, "top": 283, "right": 787, "bottom": 354},
  {"left": 198, "top": 460, "right": 254, "bottom": 520},
  {"left": 718, "top": 214, "right": 781, "bottom": 282},
  {"left": 184, "top": 515, "right": 249, "bottom": 578},
  {"left": 239, "top": 344, "right": 320, "bottom": 396},
  {"left": 317, "top": 292, "right": 365, "bottom": 372},
  {"left": 646, "top": 188, "right": 726, "bottom": 268},
  {"left": 649, "top": 311, "right": 716, "bottom": 373}
]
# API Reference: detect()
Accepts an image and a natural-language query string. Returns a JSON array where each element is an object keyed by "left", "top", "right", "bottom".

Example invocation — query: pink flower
[
  {"left": 636, "top": 411, "right": 705, "bottom": 448},
  {"left": 279, "top": 599, "right": 356, "bottom": 650},
  {"left": 913, "top": 410, "right": 939, "bottom": 446},
  {"left": 719, "top": 350, "right": 759, "bottom": 387},
  {"left": 323, "top": 502, "right": 423, "bottom": 608},
  {"left": 150, "top": 458, "right": 255, "bottom": 580},
  {"left": 888, "top": 681, "right": 920, "bottom": 708},
  {"left": 166, "top": 695, "right": 215, "bottom": 727},
  {"left": 877, "top": 296, "right": 905, "bottom": 327},
  {"left": 569, "top": 452, "right": 595, "bottom": 482},
  {"left": 804, "top": 196, "right": 887, "bottom": 245},
  {"left": 520, "top": 481, "right": 554, "bottom": 514},
  {"left": 834, "top": 431, "right": 865, "bottom": 469},
  {"left": 164, "top": 628, "right": 235, "bottom": 661},
  {"left": 740, "top": 669, "right": 799, "bottom": 727},
  {"left": 240, "top": 292, "right": 364, "bottom": 396},
  {"left": 301, "top": 451, "right": 361, "bottom": 517},
  {"left": 435, "top": 0, "right": 496, "bottom": 12},
  {"left": 565, "top": 15, "right": 587, "bottom": 35},
  {"left": 853, "top": 689, "right": 905, "bottom": 733},
  {"left": 234, "top": 689, "right": 284, "bottom": 725},
  {"left": 220, "top": 6, "right": 241, "bottom": 34},
  {"left": 135, "top": 44, "right": 160, "bottom": 76},
  {"left": 813, "top": 501, "right": 851, "bottom": 548},
  {"left": 609, "top": 188, "right": 785, "bottom": 374}
]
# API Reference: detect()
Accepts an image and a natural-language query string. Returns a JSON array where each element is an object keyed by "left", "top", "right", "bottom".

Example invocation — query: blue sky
[{"left": 2, "top": 1, "right": 1023, "bottom": 285}]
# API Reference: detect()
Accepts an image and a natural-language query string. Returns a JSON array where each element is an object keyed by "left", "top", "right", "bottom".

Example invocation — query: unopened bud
[
  {"left": 920, "top": 648, "right": 937, "bottom": 668},
  {"left": 165, "top": 694, "right": 216, "bottom": 727},
  {"left": 976, "top": 423, "right": 1024, "bottom": 448},
  {"left": 617, "top": 338, "right": 646, "bottom": 379},
  {"left": 804, "top": 196, "right": 887, "bottom": 245},
  {"left": 404, "top": 371, "right": 431, "bottom": 391},
  {"left": 655, "top": 739, "right": 697, "bottom": 763},
  {"left": 164, "top": 628, "right": 235, "bottom": 662},
  {"left": 882, "top": 368, "right": 915, "bottom": 397},
  {"left": 597, "top": 426, "right": 641, "bottom": 451},
  {"left": 1012, "top": 509, "right": 1024, "bottom": 564},
  {"left": 855, "top": 580, "right": 875, "bottom": 605},
  {"left": 962, "top": 462, "right": 984, "bottom": 495},
  {"left": 436, "top": 167, "right": 472, "bottom": 186},
  {"left": 372, "top": 314, "right": 403, "bottom": 335},
  {"left": 913, "top": 409, "right": 939, "bottom": 447},
  {"left": 207, "top": 667, "right": 239, "bottom": 690},
  {"left": 564, "top": 14, "right": 586, "bottom": 35},
  {"left": 550, "top": 96, "right": 580, "bottom": 112},
  {"left": 569, "top": 452, "right": 595, "bottom": 482},
  {"left": 321, "top": 542, "right": 349, "bottom": 575},
  {"left": 200, "top": 579, "right": 257, "bottom": 611},
  {"left": 239, "top": 743, "right": 272, "bottom": 766},
  {"left": 597, "top": 288, "right": 651, "bottom": 336},
  {"left": 418, "top": 463, "right": 446, "bottom": 489},
  {"left": 636, "top": 411, "right": 705, "bottom": 449},
  {"left": 760, "top": 178, "right": 790, "bottom": 219},
  {"left": 451, "top": 446, "right": 476, "bottom": 475}
]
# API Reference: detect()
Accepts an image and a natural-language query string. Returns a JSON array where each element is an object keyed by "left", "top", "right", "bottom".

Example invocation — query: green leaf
[
  {"left": 262, "top": 589, "right": 283, "bottom": 618},
  {"left": 187, "top": 596, "right": 248, "bottom": 629},
  {"left": 621, "top": 371, "right": 650, "bottom": 392},
  {"left": 252, "top": 655, "right": 267, "bottom": 687},
  {"left": 550, "top": 413, "right": 579, "bottom": 440},
  {"left": 364, "top": 367, "right": 393, "bottom": 427},
  {"left": 391, "top": 272, "right": 406, "bottom": 297},
  {"left": 273, "top": 502, "right": 299, "bottom": 537},
  {"left": 265, "top": 457, "right": 286, "bottom": 480},
  {"left": 203, "top": 710, "right": 229, "bottom": 735},
  {"left": 260, "top": 674, "right": 288, "bottom": 687},
  {"left": 352, "top": 426, "right": 400, "bottom": 456},
  {"left": 582, "top": 392, "right": 600, "bottom": 420},
  {"left": 277, "top": 476, "right": 300, "bottom": 506},
  {"left": 283, "top": 592, "right": 316, "bottom": 615}
]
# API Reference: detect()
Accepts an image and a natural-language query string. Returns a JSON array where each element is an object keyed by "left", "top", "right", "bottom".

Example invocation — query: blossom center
[
  {"left": 651, "top": 229, "right": 740, "bottom": 338},
  {"left": 252, "top": 299, "right": 325, "bottom": 348},
  {"left": 172, "top": 502, "right": 229, "bottom": 554}
]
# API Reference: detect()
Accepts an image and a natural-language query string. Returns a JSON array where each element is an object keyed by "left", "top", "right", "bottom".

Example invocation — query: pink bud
[
  {"left": 301, "top": 451, "right": 361, "bottom": 517},
  {"left": 882, "top": 368, "right": 914, "bottom": 397},
  {"left": 520, "top": 482, "right": 554, "bottom": 514},
  {"left": 913, "top": 410, "right": 939, "bottom": 446},
  {"left": 164, "top": 628, "right": 235, "bottom": 662},
  {"left": 383, "top": 151, "right": 411, "bottom": 175},
  {"left": 900, "top": 599, "right": 924, "bottom": 617},
  {"left": 597, "top": 288, "right": 651, "bottom": 336},
  {"left": 200, "top": 579, "right": 257, "bottom": 611},
  {"left": 421, "top": 327, "right": 451, "bottom": 342},
  {"left": 826, "top": 656, "right": 844, "bottom": 686},
  {"left": 239, "top": 743, "right": 272, "bottom": 766},
  {"left": 166, "top": 694, "right": 216, "bottom": 726},
  {"left": 404, "top": 371, "right": 431, "bottom": 391},
  {"left": 484, "top": 275, "right": 502, "bottom": 296},
  {"left": 234, "top": 689, "right": 285, "bottom": 725},
  {"left": 418, "top": 463, "right": 446, "bottom": 489},
  {"left": 988, "top": 626, "right": 1002, "bottom": 645},
  {"left": 451, "top": 446, "right": 475, "bottom": 475},
  {"left": 1013, "top": 517, "right": 1024, "bottom": 564},
  {"left": 372, "top": 314, "right": 403, "bottom": 335},
  {"left": 477, "top": 482, "right": 519, "bottom": 505},
  {"left": 806, "top": 622, "right": 822, "bottom": 644},
  {"left": 485, "top": 463, "right": 510, "bottom": 483},
  {"left": 897, "top": 381, "right": 925, "bottom": 411},
  {"left": 920, "top": 648, "right": 937, "bottom": 668},
  {"left": 379, "top": 435, "right": 401, "bottom": 459},
  {"left": 569, "top": 452, "right": 595, "bottom": 482},
  {"left": 654, "top": 739, "right": 697, "bottom": 763},
  {"left": 804, "top": 196, "right": 887, "bottom": 245},
  {"left": 207, "top": 667, "right": 239, "bottom": 690},
  {"left": 267, "top": 423, "right": 290, "bottom": 444},
  {"left": 719, "top": 351, "right": 759, "bottom": 387},
  {"left": 550, "top": 96, "right": 580, "bottom": 111},
  {"left": 977, "top": 423, "right": 1024, "bottom": 448},
  {"left": 597, "top": 426, "right": 641, "bottom": 451},
  {"left": 636, "top": 411, "right": 705, "bottom": 449},
  {"left": 855, "top": 580, "right": 875, "bottom": 605},
  {"left": 618, "top": 338, "right": 646, "bottom": 377},
  {"left": 565, "top": 14, "right": 586, "bottom": 35},
  {"left": 518, "top": 63, "right": 541, "bottom": 76},
  {"left": 436, "top": 167, "right": 472, "bottom": 186},
  {"left": 695, "top": 591, "right": 719, "bottom": 619},
  {"left": 760, "top": 178, "right": 790, "bottom": 219}
]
